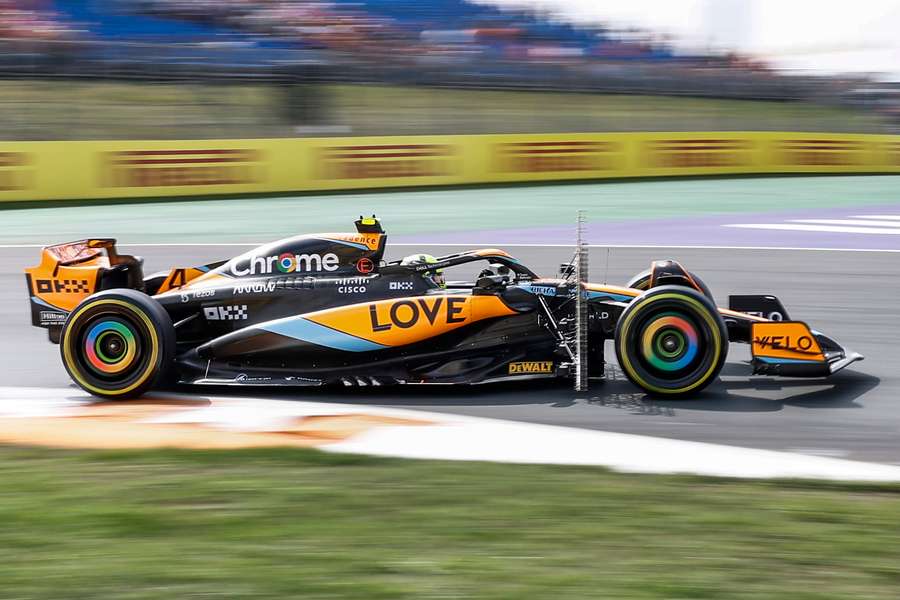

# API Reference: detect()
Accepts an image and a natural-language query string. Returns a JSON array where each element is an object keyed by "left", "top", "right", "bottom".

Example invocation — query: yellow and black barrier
[{"left": 1, "top": 132, "right": 899, "bottom": 203}]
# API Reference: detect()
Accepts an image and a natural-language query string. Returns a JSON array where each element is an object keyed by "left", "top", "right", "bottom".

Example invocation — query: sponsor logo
[
  {"left": 495, "top": 141, "right": 617, "bottom": 173},
  {"left": 235, "top": 373, "right": 271, "bottom": 383},
  {"left": 887, "top": 142, "right": 900, "bottom": 167},
  {"left": 389, "top": 281, "right": 414, "bottom": 291},
  {"left": 336, "top": 277, "right": 368, "bottom": 285},
  {"left": 508, "top": 361, "right": 554, "bottom": 374},
  {"left": 103, "top": 148, "right": 261, "bottom": 188},
  {"left": 36, "top": 279, "right": 91, "bottom": 294},
  {"left": 753, "top": 335, "right": 815, "bottom": 352},
  {"left": 230, "top": 252, "right": 339, "bottom": 276},
  {"left": 356, "top": 258, "right": 375, "bottom": 274},
  {"left": 335, "top": 277, "right": 368, "bottom": 294},
  {"left": 745, "top": 311, "right": 784, "bottom": 321},
  {"left": 180, "top": 288, "right": 216, "bottom": 303},
  {"left": 319, "top": 144, "right": 457, "bottom": 180},
  {"left": 751, "top": 322, "right": 823, "bottom": 362},
  {"left": 333, "top": 233, "right": 381, "bottom": 250},
  {"left": 204, "top": 305, "right": 248, "bottom": 321},
  {"left": 778, "top": 140, "right": 864, "bottom": 167},
  {"left": 284, "top": 376, "right": 321, "bottom": 383},
  {"left": 646, "top": 139, "right": 752, "bottom": 169},
  {"left": 0, "top": 152, "right": 32, "bottom": 191},
  {"left": 39, "top": 310, "right": 66, "bottom": 326},
  {"left": 527, "top": 284, "right": 557, "bottom": 297},
  {"left": 233, "top": 281, "right": 277, "bottom": 295},
  {"left": 369, "top": 297, "right": 466, "bottom": 332}
]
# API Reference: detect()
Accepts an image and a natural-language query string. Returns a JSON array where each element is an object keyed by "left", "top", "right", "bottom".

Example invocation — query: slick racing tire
[
  {"left": 615, "top": 286, "right": 727, "bottom": 397},
  {"left": 61, "top": 289, "right": 176, "bottom": 400},
  {"left": 626, "top": 268, "right": 714, "bottom": 302}
]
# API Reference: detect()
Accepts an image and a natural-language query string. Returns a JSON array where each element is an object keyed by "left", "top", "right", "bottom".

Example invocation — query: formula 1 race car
[{"left": 24, "top": 217, "right": 863, "bottom": 399}]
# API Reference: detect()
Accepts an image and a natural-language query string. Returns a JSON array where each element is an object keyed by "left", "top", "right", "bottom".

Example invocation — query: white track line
[
  {"left": 329, "top": 420, "right": 900, "bottom": 482},
  {"left": 3, "top": 242, "right": 900, "bottom": 253},
  {"left": 790, "top": 219, "right": 900, "bottom": 228},
  {"left": 2, "top": 386, "right": 899, "bottom": 481},
  {"left": 851, "top": 215, "right": 900, "bottom": 220},
  {"left": 725, "top": 223, "right": 900, "bottom": 235}
]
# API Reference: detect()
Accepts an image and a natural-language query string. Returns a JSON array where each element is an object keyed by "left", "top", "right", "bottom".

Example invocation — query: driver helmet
[{"left": 400, "top": 253, "right": 445, "bottom": 288}]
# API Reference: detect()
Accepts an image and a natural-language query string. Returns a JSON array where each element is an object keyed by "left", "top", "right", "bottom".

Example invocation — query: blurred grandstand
[{"left": 0, "top": 0, "right": 897, "bottom": 139}]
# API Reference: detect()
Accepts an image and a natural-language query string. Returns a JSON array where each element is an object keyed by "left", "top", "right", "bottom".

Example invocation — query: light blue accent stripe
[
  {"left": 518, "top": 283, "right": 558, "bottom": 297},
  {"left": 757, "top": 357, "right": 822, "bottom": 364},
  {"left": 585, "top": 290, "right": 633, "bottom": 302},
  {"left": 517, "top": 284, "right": 633, "bottom": 302},
  {"left": 259, "top": 317, "right": 387, "bottom": 352}
]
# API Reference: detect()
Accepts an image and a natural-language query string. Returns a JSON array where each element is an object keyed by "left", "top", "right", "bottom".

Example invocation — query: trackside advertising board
[{"left": 1, "top": 132, "right": 899, "bottom": 202}]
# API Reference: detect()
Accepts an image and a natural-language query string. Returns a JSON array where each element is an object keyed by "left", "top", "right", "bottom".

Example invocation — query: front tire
[
  {"left": 614, "top": 286, "right": 727, "bottom": 397},
  {"left": 61, "top": 289, "right": 175, "bottom": 399},
  {"left": 626, "top": 268, "right": 714, "bottom": 301}
]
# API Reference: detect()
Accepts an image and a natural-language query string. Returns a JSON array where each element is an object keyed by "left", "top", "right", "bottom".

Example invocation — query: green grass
[
  {"left": 1, "top": 446, "right": 899, "bottom": 599},
  {"left": 0, "top": 81, "right": 887, "bottom": 140}
]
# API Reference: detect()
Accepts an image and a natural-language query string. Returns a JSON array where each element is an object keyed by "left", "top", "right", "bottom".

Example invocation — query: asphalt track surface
[{"left": 3, "top": 243, "right": 898, "bottom": 465}]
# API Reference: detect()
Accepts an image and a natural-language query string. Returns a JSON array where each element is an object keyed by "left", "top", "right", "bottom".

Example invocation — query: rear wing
[{"left": 24, "top": 239, "right": 144, "bottom": 342}]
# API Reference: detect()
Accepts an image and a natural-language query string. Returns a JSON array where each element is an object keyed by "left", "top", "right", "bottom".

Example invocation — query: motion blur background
[
  {"left": 4, "top": 5, "right": 900, "bottom": 598},
  {"left": 3, "top": 0, "right": 899, "bottom": 141}
]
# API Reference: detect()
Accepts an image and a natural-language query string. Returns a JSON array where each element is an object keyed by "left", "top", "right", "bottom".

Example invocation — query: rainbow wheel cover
[
  {"left": 83, "top": 320, "right": 139, "bottom": 375},
  {"left": 640, "top": 313, "right": 699, "bottom": 372}
]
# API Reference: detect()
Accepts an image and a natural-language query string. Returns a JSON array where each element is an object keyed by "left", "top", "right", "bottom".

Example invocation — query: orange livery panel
[
  {"left": 154, "top": 267, "right": 213, "bottom": 294},
  {"left": 25, "top": 241, "right": 108, "bottom": 313},
  {"left": 751, "top": 321, "right": 825, "bottom": 362},
  {"left": 306, "top": 295, "right": 517, "bottom": 347},
  {"left": 321, "top": 232, "right": 383, "bottom": 252}
]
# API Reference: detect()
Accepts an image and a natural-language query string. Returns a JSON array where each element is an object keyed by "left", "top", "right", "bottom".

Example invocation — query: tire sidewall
[{"left": 626, "top": 268, "right": 715, "bottom": 301}]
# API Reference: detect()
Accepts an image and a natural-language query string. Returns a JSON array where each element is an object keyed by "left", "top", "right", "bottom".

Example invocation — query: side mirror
[{"left": 490, "top": 263, "right": 510, "bottom": 277}]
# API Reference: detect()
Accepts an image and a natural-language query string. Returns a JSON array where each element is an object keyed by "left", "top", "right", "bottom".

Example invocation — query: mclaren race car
[{"left": 25, "top": 217, "right": 863, "bottom": 399}]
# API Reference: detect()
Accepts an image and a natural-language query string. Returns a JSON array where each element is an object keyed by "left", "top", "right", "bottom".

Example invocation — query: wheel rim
[
  {"left": 83, "top": 319, "right": 140, "bottom": 375},
  {"left": 640, "top": 312, "right": 699, "bottom": 372}
]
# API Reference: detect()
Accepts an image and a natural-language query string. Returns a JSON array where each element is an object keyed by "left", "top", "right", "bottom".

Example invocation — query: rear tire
[
  {"left": 614, "top": 286, "right": 727, "bottom": 397},
  {"left": 60, "top": 289, "right": 175, "bottom": 399}
]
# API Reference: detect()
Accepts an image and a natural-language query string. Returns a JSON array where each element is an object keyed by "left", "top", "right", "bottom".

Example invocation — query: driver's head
[{"left": 400, "top": 253, "right": 445, "bottom": 288}]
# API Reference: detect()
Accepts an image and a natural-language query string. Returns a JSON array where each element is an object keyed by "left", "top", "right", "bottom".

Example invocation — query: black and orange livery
[
  {"left": 25, "top": 217, "right": 862, "bottom": 399},
  {"left": 25, "top": 239, "right": 145, "bottom": 339}
]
